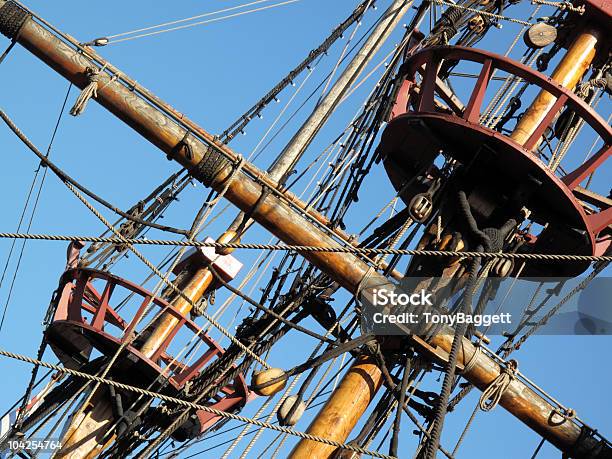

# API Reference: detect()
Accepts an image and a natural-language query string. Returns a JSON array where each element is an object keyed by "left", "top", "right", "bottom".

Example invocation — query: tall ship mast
[{"left": 0, "top": 0, "right": 609, "bottom": 457}]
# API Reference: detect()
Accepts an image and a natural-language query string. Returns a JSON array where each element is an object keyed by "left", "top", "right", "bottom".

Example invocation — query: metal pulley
[
  {"left": 81, "top": 37, "right": 109, "bottom": 47},
  {"left": 277, "top": 395, "right": 306, "bottom": 426},
  {"left": 524, "top": 22, "right": 557, "bottom": 48}
]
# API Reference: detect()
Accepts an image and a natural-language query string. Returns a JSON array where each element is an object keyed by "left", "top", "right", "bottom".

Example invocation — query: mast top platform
[{"left": 378, "top": 46, "right": 611, "bottom": 276}]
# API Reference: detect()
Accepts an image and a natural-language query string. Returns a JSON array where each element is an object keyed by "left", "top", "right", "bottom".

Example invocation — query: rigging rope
[
  {"left": 207, "top": 262, "right": 337, "bottom": 344},
  {"left": 1, "top": 107, "right": 233, "bottom": 443},
  {"left": 104, "top": 0, "right": 281, "bottom": 41},
  {"left": 0, "top": 108, "right": 270, "bottom": 370},
  {"left": 0, "top": 36, "right": 16, "bottom": 65},
  {"left": 219, "top": 0, "right": 373, "bottom": 142},
  {"left": 478, "top": 359, "right": 518, "bottom": 411},
  {"left": 80, "top": 165, "right": 256, "bottom": 455},
  {"left": 5, "top": 1, "right": 390, "bottom": 249},
  {"left": 425, "top": 190, "right": 495, "bottom": 459},
  {"left": 530, "top": 0, "right": 585, "bottom": 13},
  {"left": 0, "top": 84, "right": 71, "bottom": 332},
  {"left": 0, "top": 348, "right": 396, "bottom": 459},
  {"left": 434, "top": 0, "right": 533, "bottom": 26},
  {"left": 123, "top": 113, "right": 376, "bottom": 452},
  {"left": 0, "top": 232, "right": 609, "bottom": 262},
  {"left": 0, "top": 109, "right": 190, "bottom": 235},
  {"left": 104, "top": 0, "right": 303, "bottom": 45},
  {"left": 2, "top": 2, "right": 609, "bottom": 455}
]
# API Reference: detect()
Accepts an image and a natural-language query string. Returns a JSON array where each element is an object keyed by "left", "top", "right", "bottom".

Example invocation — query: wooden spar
[
  {"left": 145, "top": 3, "right": 412, "bottom": 451},
  {"left": 5, "top": 12, "right": 371, "bottom": 291},
  {"left": 139, "top": 267, "right": 214, "bottom": 358},
  {"left": 57, "top": 389, "right": 115, "bottom": 459},
  {"left": 0, "top": 4, "right": 608, "bottom": 457},
  {"left": 510, "top": 26, "right": 602, "bottom": 148},
  {"left": 289, "top": 356, "right": 384, "bottom": 458},
  {"left": 267, "top": 0, "right": 412, "bottom": 182},
  {"left": 228, "top": 0, "right": 413, "bottom": 234},
  {"left": 138, "top": 0, "right": 413, "bottom": 428}
]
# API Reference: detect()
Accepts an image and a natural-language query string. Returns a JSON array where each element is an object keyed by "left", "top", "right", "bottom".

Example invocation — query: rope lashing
[
  {"left": 70, "top": 66, "right": 104, "bottom": 116},
  {"left": 479, "top": 359, "right": 518, "bottom": 411},
  {"left": 578, "top": 78, "right": 608, "bottom": 98},
  {"left": 459, "top": 343, "right": 481, "bottom": 375},
  {"left": 0, "top": 1, "right": 30, "bottom": 40}
]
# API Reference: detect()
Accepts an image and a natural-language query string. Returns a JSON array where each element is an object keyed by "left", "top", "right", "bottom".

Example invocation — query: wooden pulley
[
  {"left": 492, "top": 257, "right": 514, "bottom": 277},
  {"left": 524, "top": 22, "right": 557, "bottom": 48},
  {"left": 251, "top": 368, "right": 286, "bottom": 396},
  {"left": 468, "top": 15, "right": 486, "bottom": 34},
  {"left": 277, "top": 394, "right": 306, "bottom": 426}
]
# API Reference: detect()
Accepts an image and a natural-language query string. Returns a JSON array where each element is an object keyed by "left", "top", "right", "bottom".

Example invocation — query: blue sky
[{"left": 0, "top": 1, "right": 609, "bottom": 457}]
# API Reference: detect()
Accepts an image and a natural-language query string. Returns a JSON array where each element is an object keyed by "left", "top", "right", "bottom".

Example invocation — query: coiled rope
[{"left": 479, "top": 359, "right": 518, "bottom": 411}]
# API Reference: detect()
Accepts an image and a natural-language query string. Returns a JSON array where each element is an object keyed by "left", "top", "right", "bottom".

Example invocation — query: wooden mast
[
  {"left": 0, "top": 2, "right": 608, "bottom": 457},
  {"left": 289, "top": 355, "right": 384, "bottom": 458},
  {"left": 510, "top": 27, "right": 602, "bottom": 147},
  {"left": 31, "top": 2, "right": 413, "bottom": 455},
  {"left": 139, "top": 267, "right": 215, "bottom": 358},
  {"left": 291, "top": 20, "right": 608, "bottom": 459}
]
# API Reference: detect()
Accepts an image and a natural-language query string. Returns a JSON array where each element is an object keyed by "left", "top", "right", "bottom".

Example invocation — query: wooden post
[
  {"left": 289, "top": 356, "right": 383, "bottom": 458},
  {"left": 139, "top": 267, "right": 214, "bottom": 358},
  {"left": 0, "top": 5, "right": 608, "bottom": 457},
  {"left": 57, "top": 389, "right": 115, "bottom": 459},
  {"left": 510, "top": 27, "right": 602, "bottom": 148}
]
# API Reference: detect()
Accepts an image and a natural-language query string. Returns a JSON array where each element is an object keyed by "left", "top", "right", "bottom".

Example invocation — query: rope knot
[
  {"left": 182, "top": 380, "right": 193, "bottom": 397},
  {"left": 70, "top": 66, "right": 103, "bottom": 117},
  {"left": 578, "top": 78, "right": 607, "bottom": 98},
  {"left": 479, "top": 359, "right": 518, "bottom": 411},
  {"left": 159, "top": 404, "right": 172, "bottom": 415}
]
